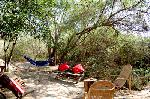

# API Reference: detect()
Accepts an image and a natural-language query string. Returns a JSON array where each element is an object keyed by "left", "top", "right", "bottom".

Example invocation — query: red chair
[
  {"left": 0, "top": 73, "right": 25, "bottom": 98},
  {"left": 55, "top": 63, "right": 85, "bottom": 83}
]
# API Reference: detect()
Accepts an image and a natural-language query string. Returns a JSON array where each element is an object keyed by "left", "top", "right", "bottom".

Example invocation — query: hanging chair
[{"left": 23, "top": 55, "right": 53, "bottom": 67}]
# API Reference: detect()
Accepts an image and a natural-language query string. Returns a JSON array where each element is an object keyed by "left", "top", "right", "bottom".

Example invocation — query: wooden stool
[{"left": 83, "top": 78, "right": 97, "bottom": 99}]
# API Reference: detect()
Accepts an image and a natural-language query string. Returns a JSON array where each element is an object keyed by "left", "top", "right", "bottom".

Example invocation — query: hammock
[{"left": 23, "top": 55, "right": 52, "bottom": 67}]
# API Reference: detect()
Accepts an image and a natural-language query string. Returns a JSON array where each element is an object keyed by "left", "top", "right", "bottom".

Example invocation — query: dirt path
[
  {"left": 5, "top": 62, "right": 84, "bottom": 99},
  {"left": 3, "top": 62, "right": 150, "bottom": 99}
]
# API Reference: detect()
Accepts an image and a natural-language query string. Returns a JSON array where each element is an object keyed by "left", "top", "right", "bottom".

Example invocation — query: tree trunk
[
  {"left": 48, "top": 47, "right": 55, "bottom": 65},
  {"left": 3, "top": 36, "right": 18, "bottom": 72}
]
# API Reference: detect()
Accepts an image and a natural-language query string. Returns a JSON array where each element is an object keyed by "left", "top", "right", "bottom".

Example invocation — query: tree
[
  {"left": 1, "top": 0, "right": 149, "bottom": 66},
  {"left": 53, "top": 0, "right": 149, "bottom": 63},
  {"left": 0, "top": 0, "right": 39, "bottom": 70},
  {"left": 26, "top": 0, "right": 150, "bottom": 65}
]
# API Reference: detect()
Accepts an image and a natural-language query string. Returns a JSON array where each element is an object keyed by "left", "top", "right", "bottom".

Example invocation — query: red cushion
[
  {"left": 72, "top": 64, "right": 84, "bottom": 74},
  {"left": 58, "top": 63, "right": 70, "bottom": 72}
]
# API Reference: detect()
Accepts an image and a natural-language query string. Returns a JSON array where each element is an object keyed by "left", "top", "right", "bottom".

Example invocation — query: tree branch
[
  {"left": 112, "top": 14, "right": 133, "bottom": 25},
  {"left": 107, "top": 0, "right": 143, "bottom": 21},
  {"left": 76, "top": 25, "right": 97, "bottom": 35},
  {"left": 76, "top": 1, "right": 107, "bottom": 36}
]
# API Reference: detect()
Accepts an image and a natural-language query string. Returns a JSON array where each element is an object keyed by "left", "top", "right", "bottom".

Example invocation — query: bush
[
  {"left": 12, "top": 36, "right": 48, "bottom": 62},
  {"left": 131, "top": 68, "right": 150, "bottom": 90}
]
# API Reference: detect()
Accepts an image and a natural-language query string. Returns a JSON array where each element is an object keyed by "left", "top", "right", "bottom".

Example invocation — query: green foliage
[
  {"left": 12, "top": 36, "right": 48, "bottom": 62},
  {"left": 121, "top": 0, "right": 140, "bottom": 7},
  {"left": 0, "top": 0, "right": 149, "bottom": 89},
  {"left": 62, "top": 27, "right": 150, "bottom": 84},
  {"left": 0, "top": 0, "right": 29, "bottom": 34},
  {"left": 0, "top": 0, "right": 41, "bottom": 69},
  {"left": 132, "top": 67, "right": 150, "bottom": 90}
]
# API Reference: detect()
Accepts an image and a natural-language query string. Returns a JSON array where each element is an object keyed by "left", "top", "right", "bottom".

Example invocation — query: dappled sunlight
[
  {"left": 5, "top": 62, "right": 84, "bottom": 99},
  {"left": 0, "top": 61, "right": 149, "bottom": 99},
  {"left": 1, "top": 0, "right": 150, "bottom": 99}
]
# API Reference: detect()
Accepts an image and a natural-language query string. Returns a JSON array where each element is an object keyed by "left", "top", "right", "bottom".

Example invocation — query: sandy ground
[
  {"left": 4, "top": 62, "right": 84, "bottom": 99},
  {"left": 2, "top": 62, "right": 150, "bottom": 99}
]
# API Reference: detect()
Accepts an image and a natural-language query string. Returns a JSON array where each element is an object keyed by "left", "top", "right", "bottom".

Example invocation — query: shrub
[{"left": 12, "top": 37, "right": 48, "bottom": 62}]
